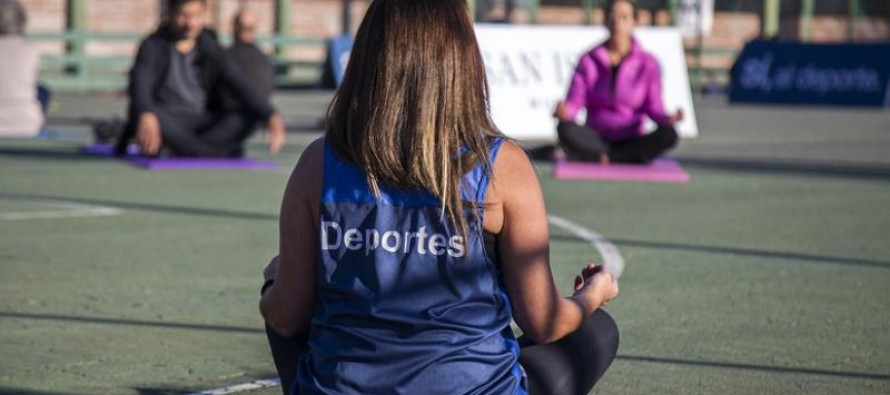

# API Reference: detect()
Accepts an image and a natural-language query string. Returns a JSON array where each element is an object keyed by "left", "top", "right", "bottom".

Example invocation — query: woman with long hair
[
  {"left": 260, "top": 1, "right": 619, "bottom": 393},
  {"left": 555, "top": 0, "right": 684, "bottom": 164}
]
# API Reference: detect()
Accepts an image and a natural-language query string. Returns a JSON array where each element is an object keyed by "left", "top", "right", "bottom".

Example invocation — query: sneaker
[{"left": 91, "top": 116, "right": 124, "bottom": 144}]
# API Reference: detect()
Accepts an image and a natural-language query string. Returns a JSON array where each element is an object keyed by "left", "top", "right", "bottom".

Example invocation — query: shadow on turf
[
  {"left": 616, "top": 354, "right": 890, "bottom": 381},
  {"left": 0, "top": 146, "right": 110, "bottom": 163},
  {"left": 4, "top": 307, "right": 888, "bottom": 384},
  {"left": 550, "top": 235, "right": 890, "bottom": 269},
  {"left": 0, "top": 311, "right": 263, "bottom": 334},
  {"left": 5, "top": 192, "right": 890, "bottom": 270},
  {"left": 0, "top": 388, "right": 86, "bottom": 395},
  {"left": 677, "top": 156, "right": 890, "bottom": 182},
  {"left": 4, "top": 193, "right": 278, "bottom": 222}
]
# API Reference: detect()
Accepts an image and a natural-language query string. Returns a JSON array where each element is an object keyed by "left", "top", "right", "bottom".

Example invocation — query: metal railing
[
  {"left": 27, "top": 31, "right": 328, "bottom": 92},
  {"left": 27, "top": 29, "right": 739, "bottom": 93},
  {"left": 685, "top": 45, "right": 741, "bottom": 90}
]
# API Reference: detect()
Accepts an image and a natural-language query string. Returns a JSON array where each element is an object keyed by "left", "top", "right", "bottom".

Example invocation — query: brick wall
[
  {"left": 24, "top": 0, "right": 65, "bottom": 55},
  {"left": 851, "top": 17, "right": 890, "bottom": 41},
  {"left": 22, "top": 0, "right": 370, "bottom": 59},
  {"left": 84, "top": 0, "right": 158, "bottom": 56},
  {"left": 24, "top": 0, "right": 64, "bottom": 30},
  {"left": 687, "top": 12, "right": 762, "bottom": 70},
  {"left": 18, "top": 0, "right": 890, "bottom": 86}
]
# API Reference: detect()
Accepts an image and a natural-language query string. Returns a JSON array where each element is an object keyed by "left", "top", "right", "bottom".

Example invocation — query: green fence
[{"left": 27, "top": 31, "right": 328, "bottom": 92}]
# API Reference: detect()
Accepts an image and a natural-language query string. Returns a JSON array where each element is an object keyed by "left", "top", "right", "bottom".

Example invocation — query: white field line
[
  {"left": 186, "top": 216, "right": 621, "bottom": 395},
  {"left": 0, "top": 200, "right": 122, "bottom": 220},
  {"left": 548, "top": 215, "right": 625, "bottom": 279},
  {"left": 184, "top": 378, "right": 280, "bottom": 395}
]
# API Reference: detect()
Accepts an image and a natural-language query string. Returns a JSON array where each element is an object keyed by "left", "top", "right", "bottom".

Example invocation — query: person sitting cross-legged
[
  {"left": 0, "top": 0, "right": 43, "bottom": 138},
  {"left": 259, "top": 1, "right": 621, "bottom": 394},
  {"left": 116, "top": 0, "right": 284, "bottom": 158},
  {"left": 554, "top": 0, "right": 682, "bottom": 165}
]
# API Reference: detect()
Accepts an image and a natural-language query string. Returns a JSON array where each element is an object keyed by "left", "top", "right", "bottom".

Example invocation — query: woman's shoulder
[
  {"left": 286, "top": 136, "right": 326, "bottom": 201},
  {"left": 492, "top": 139, "right": 525, "bottom": 166},
  {"left": 483, "top": 139, "right": 534, "bottom": 226},
  {"left": 299, "top": 136, "right": 327, "bottom": 172},
  {"left": 0, "top": 37, "right": 39, "bottom": 70},
  {"left": 0, "top": 36, "right": 36, "bottom": 53},
  {"left": 632, "top": 43, "right": 661, "bottom": 67},
  {"left": 490, "top": 140, "right": 537, "bottom": 188},
  {"left": 581, "top": 44, "right": 608, "bottom": 64}
]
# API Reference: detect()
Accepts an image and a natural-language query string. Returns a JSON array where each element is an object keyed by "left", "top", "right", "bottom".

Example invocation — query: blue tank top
[{"left": 295, "top": 138, "right": 526, "bottom": 395}]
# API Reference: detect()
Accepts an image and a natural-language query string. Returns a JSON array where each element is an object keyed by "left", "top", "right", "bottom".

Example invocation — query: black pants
[
  {"left": 155, "top": 108, "right": 261, "bottom": 157},
  {"left": 37, "top": 84, "right": 52, "bottom": 115},
  {"left": 265, "top": 310, "right": 619, "bottom": 395},
  {"left": 119, "top": 108, "right": 260, "bottom": 157},
  {"left": 557, "top": 121, "right": 678, "bottom": 164}
]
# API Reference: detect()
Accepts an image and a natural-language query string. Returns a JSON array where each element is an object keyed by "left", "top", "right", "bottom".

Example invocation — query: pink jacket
[{"left": 563, "top": 39, "right": 670, "bottom": 141}]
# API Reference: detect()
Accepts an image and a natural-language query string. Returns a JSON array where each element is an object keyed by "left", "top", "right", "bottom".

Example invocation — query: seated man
[
  {"left": 227, "top": 8, "right": 275, "bottom": 100},
  {"left": 117, "top": 0, "right": 284, "bottom": 157}
]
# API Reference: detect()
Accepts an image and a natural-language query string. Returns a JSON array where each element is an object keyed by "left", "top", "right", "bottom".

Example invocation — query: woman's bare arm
[
  {"left": 493, "top": 141, "right": 617, "bottom": 344},
  {"left": 259, "top": 138, "right": 325, "bottom": 336}
]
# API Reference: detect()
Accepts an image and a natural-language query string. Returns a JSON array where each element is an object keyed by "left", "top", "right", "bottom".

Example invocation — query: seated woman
[
  {"left": 259, "top": 1, "right": 620, "bottom": 394},
  {"left": 0, "top": 0, "right": 44, "bottom": 138},
  {"left": 555, "top": 0, "right": 683, "bottom": 164}
]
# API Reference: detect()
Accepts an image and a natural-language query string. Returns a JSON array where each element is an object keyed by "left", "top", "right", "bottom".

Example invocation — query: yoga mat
[
  {"left": 80, "top": 143, "right": 139, "bottom": 156},
  {"left": 128, "top": 157, "right": 278, "bottom": 171},
  {"left": 81, "top": 144, "right": 278, "bottom": 170},
  {"left": 554, "top": 159, "right": 690, "bottom": 183}
]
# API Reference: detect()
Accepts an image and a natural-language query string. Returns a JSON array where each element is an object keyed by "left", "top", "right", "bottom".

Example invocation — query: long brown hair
[{"left": 326, "top": 0, "right": 501, "bottom": 238}]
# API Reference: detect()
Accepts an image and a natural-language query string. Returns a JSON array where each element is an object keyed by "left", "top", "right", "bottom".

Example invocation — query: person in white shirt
[{"left": 0, "top": 0, "right": 43, "bottom": 137}]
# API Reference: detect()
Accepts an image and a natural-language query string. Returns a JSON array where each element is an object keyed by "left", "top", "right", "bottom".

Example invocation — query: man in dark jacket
[
  {"left": 117, "top": 0, "right": 284, "bottom": 157},
  {"left": 228, "top": 8, "right": 275, "bottom": 100}
]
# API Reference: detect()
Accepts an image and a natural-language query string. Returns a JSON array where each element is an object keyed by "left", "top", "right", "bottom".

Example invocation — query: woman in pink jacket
[{"left": 554, "top": 0, "right": 683, "bottom": 164}]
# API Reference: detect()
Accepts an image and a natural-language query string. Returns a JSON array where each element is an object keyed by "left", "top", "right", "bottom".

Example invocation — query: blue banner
[
  {"left": 328, "top": 35, "right": 354, "bottom": 87},
  {"left": 730, "top": 40, "right": 890, "bottom": 107}
]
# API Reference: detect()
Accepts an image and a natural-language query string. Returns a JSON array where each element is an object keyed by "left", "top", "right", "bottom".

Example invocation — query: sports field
[{"left": 1, "top": 92, "right": 888, "bottom": 395}]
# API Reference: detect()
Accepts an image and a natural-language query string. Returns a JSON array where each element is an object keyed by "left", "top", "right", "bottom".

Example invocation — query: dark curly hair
[
  {"left": 605, "top": 0, "right": 639, "bottom": 20},
  {"left": 167, "top": 0, "right": 207, "bottom": 13}
]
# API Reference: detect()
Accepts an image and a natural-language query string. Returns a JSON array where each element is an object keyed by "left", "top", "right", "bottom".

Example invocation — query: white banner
[
  {"left": 475, "top": 24, "right": 699, "bottom": 141},
  {"left": 677, "top": 0, "right": 714, "bottom": 37}
]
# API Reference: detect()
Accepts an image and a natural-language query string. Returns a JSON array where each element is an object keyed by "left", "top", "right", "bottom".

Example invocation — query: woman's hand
[
  {"left": 573, "top": 263, "right": 619, "bottom": 309},
  {"left": 553, "top": 101, "right": 570, "bottom": 122},
  {"left": 266, "top": 113, "right": 286, "bottom": 154},
  {"left": 669, "top": 109, "right": 684, "bottom": 125},
  {"left": 136, "top": 112, "right": 162, "bottom": 155}
]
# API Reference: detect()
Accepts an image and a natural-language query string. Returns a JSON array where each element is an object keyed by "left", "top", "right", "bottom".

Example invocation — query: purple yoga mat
[
  {"left": 554, "top": 159, "right": 690, "bottom": 183},
  {"left": 81, "top": 144, "right": 278, "bottom": 170},
  {"left": 80, "top": 143, "right": 139, "bottom": 156},
  {"left": 128, "top": 157, "right": 278, "bottom": 170}
]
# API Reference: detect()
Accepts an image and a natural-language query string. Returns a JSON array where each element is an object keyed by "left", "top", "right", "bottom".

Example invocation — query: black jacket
[
  {"left": 119, "top": 27, "right": 275, "bottom": 151},
  {"left": 227, "top": 42, "right": 276, "bottom": 100}
]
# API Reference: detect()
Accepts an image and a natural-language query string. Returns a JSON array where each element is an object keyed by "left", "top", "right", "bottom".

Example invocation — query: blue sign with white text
[
  {"left": 730, "top": 40, "right": 890, "bottom": 107},
  {"left": 329, "top": 35, "right": 354, "bottom": 87}
]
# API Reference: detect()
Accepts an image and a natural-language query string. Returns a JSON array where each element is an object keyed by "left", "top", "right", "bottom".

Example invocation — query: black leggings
[
  {"left": 557, "top": 121, "right": 678, "bottom": 164},
  {"left": 265, "top": 310, "right": 619, "bottom": 395}
]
